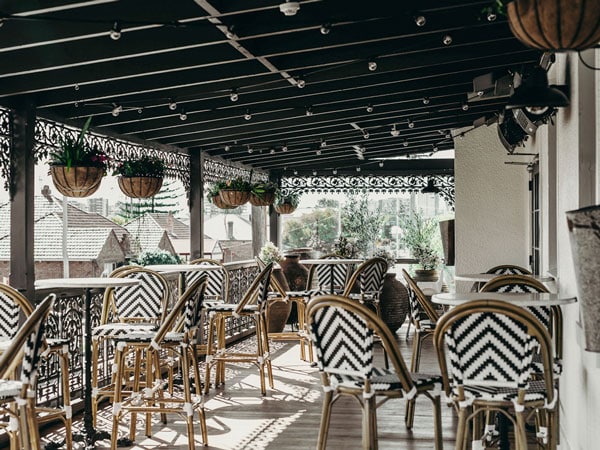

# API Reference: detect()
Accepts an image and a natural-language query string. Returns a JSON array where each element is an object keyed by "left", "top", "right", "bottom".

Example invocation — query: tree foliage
[
  {"left": 340, "top": 192, "right": 383, "bottom": 256},
  {"left": 114, "top": 179, "right": 182, "bottom": 221},
  {"left": 282, "top": 207, "right": 338, "bottom": 252}
]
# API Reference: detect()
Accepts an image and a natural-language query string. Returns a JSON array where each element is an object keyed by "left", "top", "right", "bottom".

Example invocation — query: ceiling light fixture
[
  {"left": 111, "top": 104, "right": 122, "bottom": 117},
  {"left": 378, "top": 161, "right": 384, "bottom": 168},
  {"left": 179, "top": 109, "right": 187, "bottom": 121},
  {"left": 270, "top": 148, "right": 276, "bottom": 154},
  {"left": 415, "top": 15, "right": 426, "bottom": 27},
  {"left": 368, "top": 60, "right": 378, "bottom": 71},
  {"left": 320, "top": 139, "right": 327, "bottom": 148},
  {"left": 229, "top": 89, "right": 239, "bottom": 102},
  {"left": 168, "top": 99, "right": 177, "bottom": 110},
  {"left": 316, "top": 149, "right": 322, "bottom": 155},
  {"left": 366, "top": 104, "right": 374, "bottom": 113},
  {"left": 390, "top": 124, "right": 400, "bottom": 137},
  {"left": 244, "top": 110, "right": 252, "bottom": 120},
  {"left": 305, "top": 106, "right": 313, "bottom": 116},
  {"left": 422, "top": 97, "right": 430, "bottom": 105},
  {"left": 109, "top": 21, "right": 122, "bottom": 40},
  {"left": 225, "top": 25, "right": 236, "bottom": 39},
  {"left": 487, "top": 11, "right": 497, "bottom": 22},
  {"left": 407, "top": 118, "right": 415, "bottom": 128},
  {"left": 356, "top": 167, "right": 361, "bottom": 172},
  {"left": 403, "top": 139, "right": 409, "bottom": 147},
  {"left": 279, "top": 1, "right": 300, "bottom": 16},
  {"left": 282, "top": 144, "right": 288, "bottom": 152},
  {"left": 506, "top": 66, "right": 569, "bottom": 111},
  {"left": 296, "top": 77, "right": 306, "bottom": 88},
  {"left": 224, "top": 145, "right": 230, "bottom": 151},
  {"left": 332, "top": 169, "right": 338, "bottom": 175},
  {"left": 461, "top": 101, "right": 469, "bottom": 111},
  {"left": 363, "top": 130, "right": 370, "bottom": 139},
  {"left": 442, "top": 34, "right": 453, "bottom": 45},
  {"left": 320, "top": 23, "right": 331, "bottom": 35}
]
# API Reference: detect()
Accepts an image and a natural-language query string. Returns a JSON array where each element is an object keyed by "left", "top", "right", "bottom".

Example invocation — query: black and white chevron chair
[
  {"left": 110, "top": 276, "right": 209, "bottom": 450},
  {"left": 470, "top": 264, "right": 533, "bottom": 291},
  {"left": 0, "top": 294, "right": 55, "bottom": 450},
  {"left": 307, "top": 294, "right": 443, "bottom": 450},
  {"left": 203, "top": 263, "right": 274, "bottom": 395},
  {"left": 434, "top": 299, "right": 558, "bottom": 450},
  {"left": 343, "top": 257, "right": 388, "bottom": 317},
  {"left": 91, "top": 267, "right": 170, "bottom": 424},
  {"left": 305, "top": 254, "right": 354, "bottom": 296},
  {"left": 185, "top": 258, "right": 230, "bottom": 302},
  {"left": 0, "top": 285, "right": 72, "bottom": 450}
]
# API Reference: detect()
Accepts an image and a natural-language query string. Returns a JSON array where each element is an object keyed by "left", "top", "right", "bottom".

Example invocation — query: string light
[
  {"left": 356, "top": 167, "right": 361, "bottom": 172},
  {"left": 282, "top": 144, "right": 288, "bottom": 152},
  {"left": 168, "top": 99, "right": 177, "bottom": 110},
  {"left": 316, "top": 149, "right": 322, "bottom": 155},
  {"left": 332, "top": 169, "right": 338, "bottom": 175},
  {"left": 422, "top": 97, "right": 430, "bottom": 105},
  {"left": 462, "top": 102, "right": 469, "bottom": 111},
  {"left": 270, "top": 148, "right": 276, "bottom": 154},
  {"left": 179, "top": 109, "right": 187, "bottom": 120},
  {"left": 305, "top": 106, "right": 313, "bottom": 116},
  {"left": 415, "top": 15, "right": 426, "bottom": 27},
  {"left": 407, "top": 118, "right": 415, "bottom": 128},
  {"left": 363, "top": 130, "right": 370, "bottom": 139},
  {"left": 224, "top": 145, "right": 230, "bottom": 151},
  {"left": 378, "top": 161, "right": 384, "bottom": 168},
  {"left": 312, "top": 169, "right": 317, "bottom": 175},
  {"left": 390, "top": 124, "right": 400, "bottom": 136},
  {"left": 403, "top": 139, "right": 409, "bottom": 147},
  {"left": 443, "top": 34, "right": 453, "bottom": 45},
  {"left": 111, "top": 104, "right": 122, "bottom": 117},
  {"left": 247, "top": 145, "right": 253, "bottom": 154},
  {"left": 320, "top": 23, "right": 331, "bottom": 35},
  {"left": 230, "top": 89, "right": 239, "bottom": 102},
  {"left": 368, "top": 60, "right": 378, "bottom": 71},
  {"left": 296, "top": 77, "right": 306, "bottom": 88},
  {"left": 244, "top": 110, "right": 252, "bottom": 120},
  {"left": 366, "top": 104, "right": 374, "bottom": 113},
  {"left": 109, "top": 21, "right": 122, "bottom": 40}
]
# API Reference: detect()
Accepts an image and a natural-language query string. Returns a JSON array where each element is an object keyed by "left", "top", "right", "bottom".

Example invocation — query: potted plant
[
  {"left": 206, "top": 181, "right": 236, "bottom": 209},
  {"left": 219, "top": 177, "right": 252, "bottom": 206},
  {"left": 49, "top": 116, "right": 108, "bottom": 197},
  {"left": 274, "top": 191, "right": 300, "bottom": 214},
  {"left": 249, "top": 181, "right": 277, "bottom": 206},
  {"left": 399, "top": 210, "right": 443, "bottom": 281},
  {"left": 113, "top": 154, "right": 166, "bottom": 198}
]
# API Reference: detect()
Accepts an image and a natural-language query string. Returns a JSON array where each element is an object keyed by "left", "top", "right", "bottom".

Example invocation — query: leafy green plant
[
  {"left": 259, "top": 241, "right": 284, "bottom": 265},
  {"left": 222, "top": 177, "right": 252, "bottom": 191},
  {"left": 251, "top": 181, "right": 277, "bottom": 198},
  {"left": 113, "top": 154, "right": 166, "bottom": 178},
  {"left": 333, "top": 235, "right": 360, "bottom": 258},
  {"left": 399, "top": 209, "right": 442, "bottom": 269},
  {"left": 275, "top": 191, "right": 300, "bottom": 208},
  {"left": 133, "top": 249, "right": 181, "bottom": 265},
  {"left": 49, "top": 116, "right": 108, "bottom": 171}
]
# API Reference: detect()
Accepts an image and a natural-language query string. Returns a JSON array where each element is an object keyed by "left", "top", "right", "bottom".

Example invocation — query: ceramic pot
[
  {"left": 566, "top": 204, "right": 600, "bottom": 352},
  {"left": 267, "top": 268, "right": 292, "bottom": 333},
  {"left": 279, "top": 254, "right": 309, "bottom": 325},
  {"left": 379, "top": 272, "right": 409, "bottom": 333},
  {"left": 413, "top": 269, "right": 439, "bottom": 282}
]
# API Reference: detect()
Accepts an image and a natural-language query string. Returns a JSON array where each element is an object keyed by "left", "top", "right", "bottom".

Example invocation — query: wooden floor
[{"left": 43, "top": 324, "right": 458, "bottom": 449}]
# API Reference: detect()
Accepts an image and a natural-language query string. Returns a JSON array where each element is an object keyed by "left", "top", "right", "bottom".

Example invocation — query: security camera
[{"left": 279, "top": 1, "right": 300, "bottom": 16}]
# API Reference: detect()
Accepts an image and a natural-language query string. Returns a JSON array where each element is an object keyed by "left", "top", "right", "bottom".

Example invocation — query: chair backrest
[
  {"left": 480, "top": 274, "right": 562, "bottom": 358},
  {"left": 342, "top": 257, "right": 388, "bottom": 300},
  {"left": 402, "top": 269, "right": 440, "bottom": 328},
  {"left": 0, "top": 294, "right": 55, "bottom": 389},
  {"left": 104, "top": 267, "right": 169, "bottom": 324},
  {"left": 186, "top": 258, "right": 229, "bottom": 302},
  {"left": 256, "top": 257, "right": 287, "bottom": 298},
  {"left": 486, "top": 265, "right": 532, "bottom": 275},
  {"left": 434, "top": 299, "right": 554, "bottom": 405},
  {"left": 234, "top": 263, "right": 273, "bottom": 314},
  {"left": 0, "top": 283, "right": 34, "bottom": 341},
  {"left": 307, "top": 254, "right": 353, "bottom": 292},
  {"left": 307, "top": 294, "right": 413, "bottom": 394}
]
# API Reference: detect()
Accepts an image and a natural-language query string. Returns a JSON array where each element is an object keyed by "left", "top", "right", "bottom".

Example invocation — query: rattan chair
[
  {"left": 185, "top": 258, "right": 230, "bottom": 302},
  {"left": 0, "top": 285, "right": 72, "bottom": 450},
  {"left": 470, "top": 264, "right": 533, "bottom": 291},
  {"left": 91, "top": 267, "right": 170, "bottom": 424},
  {"left": 110, "top": 276, "right": 209, "bottom": 450},
  {"left": 342, "top": 257, "right": 388, "bottom": 317},
  {"left": 307, "top": 294, "right": 443, "bottom": 450},
  {"left": 0, "top": 294, "right": 55, "bottom": 450},
  {"left": 305, "top": 254, "right": 354, "bottom": 295},
  {"left": 203, "top": 263, "right": 274, "bottom": 395},
  {"left": 434, "top": 299, "right": 557, "bottom": 450}
]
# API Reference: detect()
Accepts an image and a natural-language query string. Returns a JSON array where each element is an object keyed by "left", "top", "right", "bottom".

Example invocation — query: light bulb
[
  {"left": 378, "top": 161, "right": 384, "bottom": 168},
  {"left": 415, "top": 15, "right": 426, "bottom": 27},
  {"left": 332, "top": 169, "right": 338, "bottom": 175},
  {"left": 356, "top": 167, "right": 361, "bottom": 172},
  {"left": 363, "top": 131, "right": 369, "bottom": 139},
  {"left": 423, "top": 97, "right": 430, "bottom": 105},
  {"left": 316, "top": 149, "right": 322, "bottom": 155},
  {"left": 320, "top": 140, "right": 327, "bottom": 148},
  {"left": 320, "top": 23, "right": 331, "bottom": 35},
  {"left": 312, "top": 170, "right": 317, "bottom": 175},
  {"left": 270, "top": 148, "right": 276, "bottom": 154},
  {"left": 168, "top": 100, "right": 177, "bottom": 111},
  {"left": 368, "top": 60, "right": 378, "bottom": 71},
  {"left": 230, "top": 89, "right": 238, "bottom": 102},
  {"left": 296, "top": 78, "right": 306, "bottom": 88},
  {"left": 487, "top": 11, "right": 497, "bottom": 22},
  {"left": 443, "top": 34, "right": 453, "bottom": 45},
  {"left": 179, "top": 111, "right": 187, "bottom": 121},
  {"left": 403, "top": 139, "right": 409, "bottom": 147},
  {"left": 305, "top": 107, "right": 313, "bottom": 116},
  {"left": 408, "top": 119, "right": 415, "bottom": 129},
  {"left": 282, "top": 145, "right": 288, "bottom": 152},
  {"left": 244, "top": 111, "right": 252, "bottom": 120},
  {"left": 224, "top": 145, "right": 230, "bottom": 152},
  {"left": 137, "top": 108, "right": 143, "bottom": 114},
  {"left": 247, "top": 146, "right": 253, "bottom": 154},
  {"left": 390, "top": 125, "right": 400, "bottom": 137},
  {"left": 293, "top": 170, "right": 298, "bottom": 175},
  {"left": 110, "top": 21, "right": 122, "bottom": 40},
  {"left": 366, "top": 104, "right": 374, "bottom": 113},
  {"left": 461, "top": 102, "right": 469, "bottom": 111},
  {"left": 111, "top": 105, "right": 122, "bottom": 117}
]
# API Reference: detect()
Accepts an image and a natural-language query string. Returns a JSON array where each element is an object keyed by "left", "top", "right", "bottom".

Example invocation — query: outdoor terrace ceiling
[{"left": 0, "top": 0, "right": 542, "bottom": 177}]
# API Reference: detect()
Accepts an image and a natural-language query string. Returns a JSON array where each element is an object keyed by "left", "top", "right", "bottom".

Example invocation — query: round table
[
  {"left": 432, "top": 292, "right": 576, "bottom": 307},
  {"left": 454, "top": 273, "right": 555, "bottom": 283},
  {"left": 34, "top": 277, "right": 139, "bottom": 448}
]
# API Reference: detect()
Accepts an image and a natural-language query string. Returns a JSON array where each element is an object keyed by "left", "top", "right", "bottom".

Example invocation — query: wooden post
[
  {"left": 252, "top": 205, "right": 266, "bottom": 257},
  {"left": 9, "top": 102, "right": 36, "bottom": 300},
  {"left": 189, "top": 150, "right": 204, "bottom": 260}
]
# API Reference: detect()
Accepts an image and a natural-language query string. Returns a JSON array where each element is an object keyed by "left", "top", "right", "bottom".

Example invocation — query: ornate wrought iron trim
[
  {"left": 281, "top": 174, "right": 455, "bottom": 209},
  {"left": 202, "top": 155, "right": 269, "bottom": 186}
]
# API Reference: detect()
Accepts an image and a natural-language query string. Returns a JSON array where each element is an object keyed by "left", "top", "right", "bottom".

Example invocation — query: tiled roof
[
  {"left": 125, "top": 214, "right": 168, "bottom": 253},
  {"left": 0, "top": 213, "right": 120, "bottom": 261}
]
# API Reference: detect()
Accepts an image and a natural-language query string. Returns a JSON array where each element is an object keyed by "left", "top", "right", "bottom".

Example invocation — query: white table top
[
  {"left": 454, "top": 273, "right": 555, "bottom": 283},
  {"left": 300, "top": 258, "right": 363, "bottom": 265},
  {"left": 35, "top": 277, "right": 139, "bottom": 289},
  {"left": 145, "top": 264, "right": 221, "bottom": 273},
  {"left": 432, "top": 292, "right": 576, "bottom": 307}
]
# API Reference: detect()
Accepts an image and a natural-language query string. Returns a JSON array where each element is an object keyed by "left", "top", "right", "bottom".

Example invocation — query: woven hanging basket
[
  {"left": 210, "top": 194, "right": 236, "bottom": 209},
  {"left": 117, "top": 176, "right": 163, "bottom": 199},
  {"left": 507, "top": 0, "right": 600, "bottom": 51},
  {"left": 249, "top": 191, "right": 276, "bottom": 206},
  {"left": 219, "top": 189, "right": 250, "bottom": 206},
  {"left": 274, "top": 203, "right": 296, "bottom": 214},
  {"left": 50, "top": 165, "right": 103, "bottom": 198}
]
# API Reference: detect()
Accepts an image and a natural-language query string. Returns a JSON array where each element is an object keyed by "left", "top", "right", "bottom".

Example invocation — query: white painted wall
[{"left": 454, "top": 124, "right": 530, "bottom": 292}]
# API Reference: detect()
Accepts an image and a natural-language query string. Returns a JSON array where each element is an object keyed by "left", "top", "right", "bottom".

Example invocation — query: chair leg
[
  {"left": 110, "top": 343, "right": 127, "bottom": 450},
  {"left": 317, "top": 389, "right": 334, "bottom": 450},
  {"left": 515, "top": 409, "right": 528, "bottom": 450},
  {"left": 362, "top": 395, "right": 377, "bottom": 450},
  {"left": 455, "top": 406, "right": 468, "bottom": 450},
  {"left": 431, "top": 394, "right": 443, "bottom": 450},
  {"left": 204, "top": 314, "right": 216, "bottom": 395},
  {"left": 410, "top": 331, "right": 422, "bottom": 372},
  {"left": 56, "top": 345, "right": 73, "bottom": 450},
  {"left": 259, "top": 314, "right": 275, "bottom": 390}
]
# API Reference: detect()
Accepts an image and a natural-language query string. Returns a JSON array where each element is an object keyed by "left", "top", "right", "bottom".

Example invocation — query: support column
[
  {"left": 189, "top": 150, "right": 204, "bottom": 260},
  {"left": 252, "top": 205, "right": 266, "bottom": 257},
  {"left": 9, "top": 102, "right": 36, "bottom": 299},
  {"left": 269, "top": 206, "right": 279, "bottom": 246}
]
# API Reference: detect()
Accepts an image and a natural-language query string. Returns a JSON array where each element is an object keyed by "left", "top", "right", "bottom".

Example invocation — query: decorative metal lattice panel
[
  {"left": 202, "top": 157, "right": 269, "bottom": 186},
  {"left": 0, "top": 108, "right": 11, "bottom": 193},
  {"left": 281, "top": 174, "right": 455, "bottom": 209}
]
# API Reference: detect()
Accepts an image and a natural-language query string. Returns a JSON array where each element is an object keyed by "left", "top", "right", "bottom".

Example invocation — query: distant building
[{"left": 204, "top": 214, "right": 252, "bottom": 262}]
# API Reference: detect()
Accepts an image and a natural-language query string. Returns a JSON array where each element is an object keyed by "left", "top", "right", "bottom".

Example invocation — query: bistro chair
[
  {"left": 434, "top": 299, "right": 557, "bottom": 450},
  {"left": 305, "top": 254, "right": 354, "bottom": 295},
  {"left": 256, "top": 257, "right": 312, "bottom": 362},
  {"left": 307, "top": 294, "right": 443, "bottom": 450},
  {"left": 110, "top": 276, "right": 209, "bottom": 450},
  {"left": 203, "top": 263, "right": 274, "bottom": 395},
  {"left": 342, "top": 257, "right": 388, "bottom": 317},
  {"left": 0, "top": 285, "right": 72, "bottom": 450},
  {"left": 91, "top": 267, "right": 170, "bottom": 424},
  {"left": 470, "top": 264, "right": 533, "bottom": 291},
  {"left": 0, "top": 294, "right": 55, "bottom": 450},
  {"left": 185, "top": 258, "right": 230, "bottom": 302}
]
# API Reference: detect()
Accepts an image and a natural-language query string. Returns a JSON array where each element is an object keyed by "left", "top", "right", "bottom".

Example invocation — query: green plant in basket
[
  {"left": 251, "top": 181, "right": 277, "bottom": 198},
  {"left": 274, "top": 191, "right": 300, "bottom": 208},
  {"left": 113, "top": 154, "right": 166, "bottom": 178},
  {"left": 206, "top": 181, "right": 227, "bottom": 201},
  {"left": 223, "top": 177, "right": 252, "bottom": 192},
  {"left": 50, "top": 116, "right": 108, "bottom": 172}
]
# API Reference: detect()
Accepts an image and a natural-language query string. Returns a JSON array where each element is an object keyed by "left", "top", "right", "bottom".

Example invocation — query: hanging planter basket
[
  {"left": 274, "top": 203, "right": 296, "bottom": 214},
  {"left": 507, "top": 0, "right": 600, "bottom": 51},
  {"left": 249, "top": 191, "right": 276, "bottom": 206},
  {"left": 50, "top": 165, "right": 103, "bottom": 198},
  {"left": 117, "top": 176, "right": 163, "bottom": 199},
  {"left": 210, "top": 194, "right": 237, "bottom": 210},
  {"left": 219, "top": 189, "right": 250, "bottom": 206}
]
